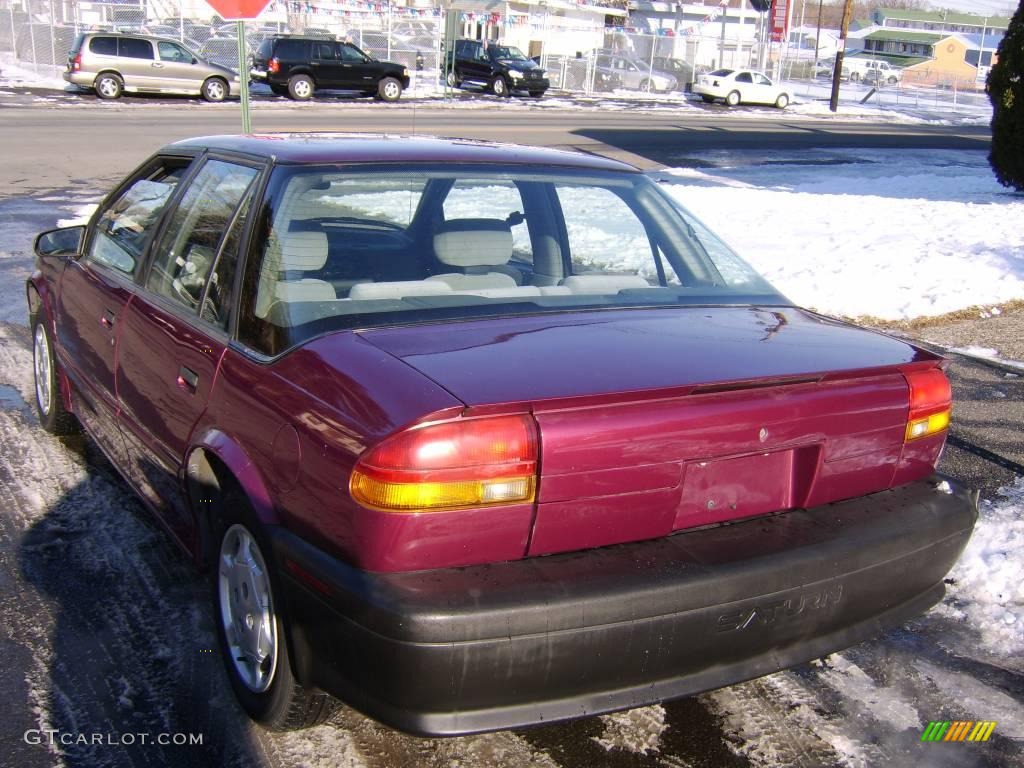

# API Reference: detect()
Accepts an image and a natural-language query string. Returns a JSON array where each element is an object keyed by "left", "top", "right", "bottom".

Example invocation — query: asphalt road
[
  {"left": 0, "top": 94, "right": 1019, "bottom": 768},
  {"left": 0, "top": 89, "right": 991, "bottom": 191}
]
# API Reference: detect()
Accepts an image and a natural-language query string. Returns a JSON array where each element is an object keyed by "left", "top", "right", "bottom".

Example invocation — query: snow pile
[
  {"left": 943, "top": 477, "right": 1024, "bottom": 656},
  {"left": 593, "top": 705, "right": 667, "bottom": 755},
  {"left": 659, "top": 149, "right": 1024, "bottom": 321}
]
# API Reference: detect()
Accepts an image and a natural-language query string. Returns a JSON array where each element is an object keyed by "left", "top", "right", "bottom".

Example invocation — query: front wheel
[
  {"left": 445, "top": 70, "right": 460, "bottom": 88},
  {"left": 214, "top": 517, "right": 336, "bottom": 730},
  {"left": 774, "top": 93, "right": 789, "bottom": 109},
  {"left": 377, "top": 76, "right": 402, "bottom": 102},
  {"left": 491, "top": 76, "right": 509, "bottom": 97},
  {"left": 639, "top": 77, "right": 651, "bottom": 92},
  {"left": 725, "top": 90, "right": 741, "bottom": 106},
  {"left": 32, "top": 316, "right": 78, "bottom": 435},
  {"left": 887, "top": 76, "right": 898, "bottom": 85},
  {"left": 202, "top": 77, "right": 228, "bottom": 102},
  {"left": 287, "top": 74, "right": 314, "bottom": 101},
  {"left": 94, "top": 72, "right": 123, "bottom": 100}
]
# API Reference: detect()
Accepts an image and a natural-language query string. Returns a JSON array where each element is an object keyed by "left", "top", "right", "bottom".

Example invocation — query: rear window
[
  {"left": 257, "top": 38, "right": 273, "bottom": 58},
  {"left": 709, "top": 68, "right": 733, "bottom": 76},
  {"left": 119, "top": 38, "right": 154, "bottom": 59},
  {"left": 238, "top": 166, "right": 784, "bottom": 357},
  {"left": 89, "top": 36, "right": 118, "bottom": 56}
]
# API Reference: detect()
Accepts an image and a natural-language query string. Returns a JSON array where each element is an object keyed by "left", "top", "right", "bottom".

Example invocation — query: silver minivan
[{"left": 65, "top": 33, "right": 241, "bottom": 101}]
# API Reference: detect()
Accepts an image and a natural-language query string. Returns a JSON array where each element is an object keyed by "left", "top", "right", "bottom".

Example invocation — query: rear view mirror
[{"left": 34, "top": 226, "right": 85, "bottom": 259}]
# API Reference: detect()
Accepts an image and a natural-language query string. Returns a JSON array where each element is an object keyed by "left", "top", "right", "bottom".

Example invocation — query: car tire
[
  {"left": 701, "top": 94, "right": 715, "bottom": 103},
  {"left": 213, "top": 502, "right": 337, "bottom": 730},
  {"left": 31, "top": 315, "right": 78, "bottom": 435},
  {"left": 775, "top": 93, "right": 789, "bottom": 109},
  {"left": 287, "top": 74, "right": 314, "bottom": 101},
  {"left": 887, "top": 76, "right": 898, "bottom": 85},
  {"left": 851, "top": 72, "right": 860, "bottom": 83},
  {"left": 491, "top": 76, "right": 509, "bottom": 97},
  {"left": 639, "top": 77, "right": 651, "bottom": 92},
  {"left": 446, "top": 70, "right": 460, "bottom": 88},
  {"left": 202, "top": 77, "right": 228, "bottom": 102},
  {"left": 529, "top": 90, "right": 544, "bottom": 98},
  {"left": 94, "top": 72, "right": 123, "bottom": 100},
  {"left": 725, "top": 90, "right": 741, "bottom": 106},
  {"left": 269, "top": 84, "right": 288, "bottom": 97},
  {"left": 377, "top": 76, "right": 402, "bottom": 102}
]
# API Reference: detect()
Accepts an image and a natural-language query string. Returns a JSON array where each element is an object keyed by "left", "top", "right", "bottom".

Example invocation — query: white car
[{"left": 693, "top": 68, "right": 791, "bottom": 108}]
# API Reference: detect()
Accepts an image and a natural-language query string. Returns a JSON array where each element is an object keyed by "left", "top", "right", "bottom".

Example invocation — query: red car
[{"left": 27, "top": 135, "right": 976, "bottom": 736}]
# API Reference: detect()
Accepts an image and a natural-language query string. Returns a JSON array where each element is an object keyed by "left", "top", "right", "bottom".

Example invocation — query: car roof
[{"left": 169, "top": 134, "right": 639, "bottom": 172}]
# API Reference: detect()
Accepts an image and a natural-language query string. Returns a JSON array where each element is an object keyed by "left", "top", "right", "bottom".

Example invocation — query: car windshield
[
  {"left": 490, "top": 46, "right": 529, "bottom": 61},
  {"left": 239, "top": 165, "right": 787, "bottom": 356}
]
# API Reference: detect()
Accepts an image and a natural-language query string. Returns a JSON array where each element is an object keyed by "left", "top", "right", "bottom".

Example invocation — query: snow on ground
[
  {"left": 658, "top": 148, "right": 1024, "bottom": 322},
  {"left": 935, "top": 477, "right": 1024, "bottom": 657}
]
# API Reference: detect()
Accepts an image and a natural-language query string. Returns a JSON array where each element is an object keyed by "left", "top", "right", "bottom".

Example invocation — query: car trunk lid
[{"left": 359, "top": 306, "right": 947, "bottom": 555}]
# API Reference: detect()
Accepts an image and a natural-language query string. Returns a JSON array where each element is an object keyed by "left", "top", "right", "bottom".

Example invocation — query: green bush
[{"left": 988, "top": 0, "right": 1024, "bottom": 191}]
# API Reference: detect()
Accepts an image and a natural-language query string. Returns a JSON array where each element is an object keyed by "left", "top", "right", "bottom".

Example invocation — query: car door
[
  {"left": 55, "top": 157, "right": 192, "bottom": 467},
  {"left": 338, "top": 42, "right": 377, "bottom": 89},
  {"left": 309, "top": 39, "right": 343, "bottom": 87},
  {"left": 732, "top": 71, "right": 754, "bottom": 101},
  {"left": 155, "top": 40, "right": 200, "bottom": 91},
  {"left": 116, "top": 156, "right": 262, "bottom": 546},
  {"left": 752, "top": 72, "right": 775, "bottom": 103},
  {"left": 117, "top": 36, "right": 160, "bottom": 90}
]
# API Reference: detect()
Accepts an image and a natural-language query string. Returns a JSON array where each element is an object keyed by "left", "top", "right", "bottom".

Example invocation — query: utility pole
[
  {"left": 829, "top": 0, "right": 853, "bottom": 112},
  {"left": 813, "top": 0, "right": 823, "bottom": 66}
]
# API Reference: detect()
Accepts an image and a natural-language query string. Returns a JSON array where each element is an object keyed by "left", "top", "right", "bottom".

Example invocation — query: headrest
[
  {"left": 273, "top": 231, "right": 328, "bottom": 272},
  {"left": 434, "top": 219, "right": 513, "bottom": 268}
]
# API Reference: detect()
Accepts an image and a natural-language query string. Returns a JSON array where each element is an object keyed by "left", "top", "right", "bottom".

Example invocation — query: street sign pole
[{"left": 236, "top": 20, "right": 251, "bottom": 133}]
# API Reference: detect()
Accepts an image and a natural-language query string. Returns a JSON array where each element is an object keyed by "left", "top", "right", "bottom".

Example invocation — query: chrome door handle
[
  {"left": 152, "top": 62, "right": 164, "bottom": 68},
  {"left": 100, "top": 310, "right": 116, "bottom": 329}
]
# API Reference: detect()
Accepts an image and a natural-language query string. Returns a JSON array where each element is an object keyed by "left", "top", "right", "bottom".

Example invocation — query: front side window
[
  {"left": 87, "top": 161, "right": 190, "bottom": 276},
  {"left": 158, "top": 41, "right": 192, "bottom": 62},
  {"left": 238, "top": 166, "right": 784, "bottom": 356},
  {"left": 314, "top": 41, "right": 337, "bottom": 60},
  {"left": 146, "top": 160, "right": 259, "bottom": 314}
]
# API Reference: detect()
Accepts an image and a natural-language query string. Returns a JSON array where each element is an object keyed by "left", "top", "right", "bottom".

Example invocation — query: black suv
[
  {"left": 445, "top": 39, "right": 548, "bottom": 98},
  {"left": 252, "top": 35, "right": 409, "bottom": 101}
]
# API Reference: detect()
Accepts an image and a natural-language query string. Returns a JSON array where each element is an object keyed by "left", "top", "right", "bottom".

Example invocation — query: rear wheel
[
  {"left": 887, "top": 76, "right": 898, "bottom": 85},
  {"left": 491, "top": 75, "right": 509, "bottom": 97},
  {"left": 94, "top": 72, "right": 123, "bottom": 100},
  {"left": 202, "top": 77, "right": 228, "bottom": 102},
  {"left": 287, "top": 74, "right": 314, "bottom": 101},
  {"left": 377, "top": 76, "right": 402, "bottom": 102},
  {"left": 774, "top": 93, "right": 789, "bottom": 109},
  {"left": 850, "top": 72, "right": 861, "bottom": 83},
  {"left": 701, "top": 94, "right": 715, "bottom": 103},
  {"left": 31, "top": 315, "right": 78, "bottom": 435},
  {"left": 446, "top": 70, "right": 460, "bottom": 88},
  {"left": 725, "top": 90, "right": 741, "bottom": 106},
  {"left": 529, "top": 90, "right": 544, "bottom": 98},
  {"left": 214, "top": 508, "right": 336, "bottom": 730}
]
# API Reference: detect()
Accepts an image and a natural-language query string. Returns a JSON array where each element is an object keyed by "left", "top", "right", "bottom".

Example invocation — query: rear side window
[
  {"left": 119, "top": 38, "right": 154, "bottom": 60},
  {"left": 257, "top": 38, "right": 273, "bottom": 58},
  {"left": 313, "top": 41, "right": 336, "bottom": 60},
  {"left": 146, "top": 160, "right": 259, "bottom": 316},
  {"left": 89, "top": 36, "right": 118, "bottom": 56},
  {"left": 274, "top": 39, "right": 306, "bottom": 60}
]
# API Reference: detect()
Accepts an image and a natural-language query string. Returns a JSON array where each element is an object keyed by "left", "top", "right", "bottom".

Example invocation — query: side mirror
[
  {"left": 34, "top": 226, "right": 85, "bottom": 259},
  {"left": 192, "top": 57, "right": 198, "bottom": 64}
]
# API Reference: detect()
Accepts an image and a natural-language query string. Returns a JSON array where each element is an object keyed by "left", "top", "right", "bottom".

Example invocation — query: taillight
[
  {"left": 350, "top": 415, "right": 538, "bottom": 512},
  {"left": 268, "top": 57, "right": 279, "bottom": 74},
  {"left": 72, "top": 53, "right": 81, "bottom": 72},
  {"left": 904, "top": 368, "right": 951, "bottom": 441}
]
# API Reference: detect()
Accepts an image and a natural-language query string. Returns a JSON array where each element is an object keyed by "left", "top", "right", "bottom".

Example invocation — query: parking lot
[{"left": 0, "top": 91, "right": 1020, "bottom": 768}]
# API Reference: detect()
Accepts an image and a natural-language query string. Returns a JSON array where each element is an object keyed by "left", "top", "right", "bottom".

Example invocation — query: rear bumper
[
  {"left": 64, "top": 71, "right": 91, "bottom": 87},
  {"left": 272, "top": 476, "right": 976, "bottom": 735}
]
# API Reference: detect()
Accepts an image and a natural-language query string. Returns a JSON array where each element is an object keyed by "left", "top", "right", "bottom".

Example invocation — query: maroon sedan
[{"left": 27, "top": 134, "right": 976, "bottom": 735}]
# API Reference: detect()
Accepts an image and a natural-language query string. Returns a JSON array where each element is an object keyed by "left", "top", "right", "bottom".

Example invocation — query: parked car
[
  {"left": 446, "top": 39, "right": 549, "bottom": 97},
  {"left": 251, "top": 35, "right": 409, "bottom": 101},
  {"left": 815, "top": 58, "right": 850, "bottom": 80},
  {"left": 28, "top": 133, "right": 976, "bottom": 735},
  {"left": 594, "top": 52, "right": 677, "bottom": 92},
  {"left": 845, "top": 57, "right": 902, "bottom": 85},
  {"left": 692, "top": 68, "right": 792, "bottom": 108},
  {"left": 64, "top": 32, "right": 241, "bottom": 101},
  {"left": 651, "top": 56, "right": 696, "bottom": 90}
]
